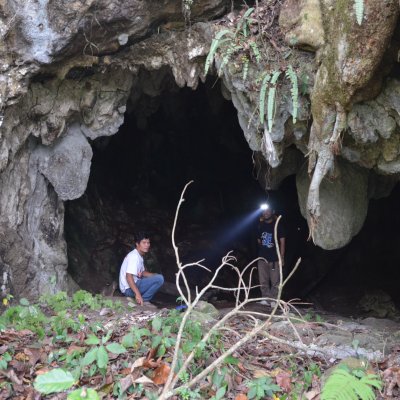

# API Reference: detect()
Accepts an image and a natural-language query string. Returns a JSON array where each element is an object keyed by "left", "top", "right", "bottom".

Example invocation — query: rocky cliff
[{"left": 0, "top": 0, "right": 399, "bottom": 298}]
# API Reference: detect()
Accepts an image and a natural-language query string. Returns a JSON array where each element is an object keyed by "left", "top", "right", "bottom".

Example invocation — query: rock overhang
[{"left": 0, "top": 0, "right": 400, "bottom": 297}]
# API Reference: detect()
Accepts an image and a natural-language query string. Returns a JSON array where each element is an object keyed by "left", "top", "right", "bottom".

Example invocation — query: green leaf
[
  {"left": 157, "top": 344, "right": 166, "bottom": 357},
  {"left": 96, "top": 346, "right": 108, "bottom": 369},
  {"left": 248, "top": 385, "right": 257, "bottom": 399},
  {"left": 204, "top": 29, "right": 233, "bottom": 75},
  {"left": 212, "top": 367, "right": 228, "bottom": 388},
  {"left": 235, "top": 7, "right": 254, "bottom": 37},
  {"left": 67, "top": 388, "right": 100, "bottom": 400},
  {"left": 19, "top": 298, "right": 30, "bottom": 306},
  {"left": 136, "top": 328, "right": 151, "bottom": 339},
  {"left": 250, "top": 41, "right": 261, "bottom": 63},
  {"left": 321, "top": 367, "right": 382, "bottom": 400},
  {"left": 224, "top": 355, "right": 239, "bottom": 365},
  {"left": 285, "top": 65, "right": 298, "bottom": 124},
  {"left": 101, "top": 330, "right": 113, "bottom": 344},
  {"left": 85, "top": 334, "right": 100, "bottom": 345},
  {"left": 354, "top": 0, "right": 364, "bottom": 25},
  {"left": 89, "top": 363, "right": 97, "bottom": 377},
  {"left": 121, "top": 333, "right": 135, "bottom": 348},
  {"left": 214, "top": 386, "right": 226, "bottom": 400},
  {"left": 152, "top": 317, "right": 162, "bottom": 332},
  {"left": 34, "top": 369, "right": 75, "bottom": 394},
  {"left": 106, "top": 343, "right": 126, "bottom": 355},
  {"left": 82, "top": 347, "right": 98, "bottom": 366},
  {"left": 259, "top": 73, "right": 271, "bottom": 124},
  {"left": 151, "top": 335, "right": 162, "bottom": 348},
  {"left": 267, "top": 71, "right": 281, "bottom": 132},
  {"left": 242, "top": 58, "right": 249, "bottom": 81}
]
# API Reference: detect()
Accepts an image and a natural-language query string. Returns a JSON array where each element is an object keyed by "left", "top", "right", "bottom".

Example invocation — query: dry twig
[{"left": 159, "top": 181, "right": 302, "bottom": 399}]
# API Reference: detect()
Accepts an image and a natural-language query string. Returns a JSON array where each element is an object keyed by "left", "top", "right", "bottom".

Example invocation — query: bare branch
[{"left": 159, "top": 182, "right": 303, "bottom": 400}]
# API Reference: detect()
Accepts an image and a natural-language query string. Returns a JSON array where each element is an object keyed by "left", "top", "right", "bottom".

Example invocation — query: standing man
[
  {"left": 119, "top": 232, "right": 164, "bottom": 305},
  {"left": 257, "top": 204, "right": 285, "bottom": 306}
]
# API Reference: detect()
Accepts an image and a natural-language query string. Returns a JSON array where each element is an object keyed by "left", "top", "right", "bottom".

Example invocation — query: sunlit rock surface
[{"left": 0, "top": 0, "right": 400, "bottom": 296}]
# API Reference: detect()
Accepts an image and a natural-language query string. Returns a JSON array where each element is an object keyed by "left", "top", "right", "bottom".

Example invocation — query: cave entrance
[
  {"left": 65, "top": 72, "right": 280, "bottom": 295},
  {"left": 65, "top": 67, "right": 400, "bottom": 316}
]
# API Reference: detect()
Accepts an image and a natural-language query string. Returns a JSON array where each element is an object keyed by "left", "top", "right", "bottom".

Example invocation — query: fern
[
  {"left": 204, "top": 29, "right": 233, "bottom": 75},
  {"left": 285, "top": 65, "right": 299, "bottom": 124},
  {"left": 249, "top": 41, "right": 261, "bottom": 63},
  {"left": 236, "top": 7, "right": 255, "bottom": 38},
  {"left": 218, "top": 44, "right": 240, "bottom": 76},
  {"left": 242, "top": 57, "right": 249, "bottom": 81},
  {"left": 322, "top": 367, "right": 382, "bottom": 400},
  {"left": 354, "top": 0, "right": 364, "bottom": 25},
  {"left": 267, "top": 71, "right": 281, "bottom": 132},
  {"left": 259, "top": 72, "right": 271, "bottom": 124}
]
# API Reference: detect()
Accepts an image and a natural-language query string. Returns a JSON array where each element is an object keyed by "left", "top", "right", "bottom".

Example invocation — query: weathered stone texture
[
  {"left": 296, "top": 158, "right": 369, "bottom": 250},
  {"left": 1, "top": 0, "right": 400, "bottom": 297}
]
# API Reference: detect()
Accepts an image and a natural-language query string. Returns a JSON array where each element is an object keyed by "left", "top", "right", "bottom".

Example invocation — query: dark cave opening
[
  {"left": 308, "top": 182, "right": 400, "bottom": 315},
  {"left": 65, "top": 73, "right": 400, "bottom": 316},
  {"left": 65, "top": 77, "right": 281, "bottom": 296}
]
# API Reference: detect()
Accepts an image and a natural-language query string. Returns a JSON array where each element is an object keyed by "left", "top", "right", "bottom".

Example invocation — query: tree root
[{"left": 307, "top": 104, "right": 347, "bottom": 237}]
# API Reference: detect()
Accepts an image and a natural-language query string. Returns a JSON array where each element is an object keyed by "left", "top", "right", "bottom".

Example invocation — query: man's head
[
  {"left": 262, "top": 208, "right": 273, "bottom": 220},
  {"left": 135, "top": 232, "right": 151, "bottom": 255},
  {"left": 260, "top": 202, "right": 275, "bottom": 221}
]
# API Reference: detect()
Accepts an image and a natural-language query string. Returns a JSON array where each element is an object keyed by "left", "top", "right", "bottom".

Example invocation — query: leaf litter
[{"left": 0, "top": 294, "right": 399, "bottom": 399}]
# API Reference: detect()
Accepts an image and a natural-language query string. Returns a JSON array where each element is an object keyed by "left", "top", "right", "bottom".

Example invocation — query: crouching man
[{"left": 119, "top": 232, "right": 164, "bottom": 306}]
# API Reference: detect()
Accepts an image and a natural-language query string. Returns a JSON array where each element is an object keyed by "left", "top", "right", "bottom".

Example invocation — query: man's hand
[
  {"left": 126, "top": 273, "right": 143, "bottom": 305},
  {"left": 135, "top": 293, "right": 144, "bottom": 306}
]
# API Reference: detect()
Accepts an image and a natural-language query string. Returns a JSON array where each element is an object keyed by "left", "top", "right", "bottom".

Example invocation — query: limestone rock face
[
  {"left": 35, "top": 125, "right": 93, "bottom": 201},
  {"left": 0, "top": 0, "right": 228, "bottom": 298},
  {"left": 279, "top": 0, "right": 325, "bottom": 51},
  {"left": 296, "top": 159, "right": 369, "bottom": 250},
  {"left": 1, "top": 0, "right": 400, "bottom": 297}
]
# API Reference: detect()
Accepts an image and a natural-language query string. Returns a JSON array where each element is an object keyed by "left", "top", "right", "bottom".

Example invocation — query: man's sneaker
[{"left": 257, "top": 300, "right": 269, "bottom": 306}]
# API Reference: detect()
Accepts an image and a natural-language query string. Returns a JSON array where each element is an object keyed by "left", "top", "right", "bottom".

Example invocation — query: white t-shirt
[{"left": 119, "top": 249, "right": 145, "bottom": 292}]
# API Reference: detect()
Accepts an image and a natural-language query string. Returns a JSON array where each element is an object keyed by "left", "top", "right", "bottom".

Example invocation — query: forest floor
[{"left": 0, "top": 291, "right": 399, "bottom": 399}]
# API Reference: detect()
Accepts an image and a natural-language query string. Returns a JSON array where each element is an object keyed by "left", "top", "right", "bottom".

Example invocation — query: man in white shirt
[{"left": 119, "top": 232, "right": 164, "bottom": 305}]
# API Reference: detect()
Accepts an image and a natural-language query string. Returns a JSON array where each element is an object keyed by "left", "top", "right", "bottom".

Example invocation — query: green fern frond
[
  {"left": 218, "top": 44, "right": 240, "bottom": 76},
  {"left": 285, "top": 65, "right": 299, "bottom": 124},
  {"left": 236, "top": 7, "right": 255, "bottom": 37},
  {"left": 360, "top": 375, "right": 383, "bottom": 391},
  {"left": 242, "top": 58, "right": 249, "bottom": 81},
  {"left": 204, "top": 29, "right": 233, "bottom": 75},
  {"left": 249, "top": 41, "right": 261, "bottom": 63},
  {"left": 267, "top": 71, "right": 281, "bottom": 132},
  {"left": 354, "top": 0, "right": 364, "bottom": 25},
  {"left": 259, "top": 73, "right": 271, "bottom": 124},
  {"left": 322, "top": 367, "right": 382, "bottom": 400}
]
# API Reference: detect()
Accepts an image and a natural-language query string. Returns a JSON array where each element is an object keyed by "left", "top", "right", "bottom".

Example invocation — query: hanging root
[
  {"left": 327, "top": 103, "right": 347, "bottom": 155},
  {"left": 307, "top": 143, "right": 334, "bottom": 220},
  {"left": 262, "top": 124, "right": 280, "bottom": 167},
  {"left": 306, "top": 106, "right": 346, "bottom": 239}
]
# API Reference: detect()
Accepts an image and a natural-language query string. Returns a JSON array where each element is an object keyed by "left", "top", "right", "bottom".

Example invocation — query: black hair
[{"left": 135, "top": 232, "right": 150, "bottom": 244}]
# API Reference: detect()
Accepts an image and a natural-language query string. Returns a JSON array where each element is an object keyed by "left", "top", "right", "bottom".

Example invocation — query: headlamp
[{"left": 260, "top": 203, "right": 269, "bottom": 210}]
